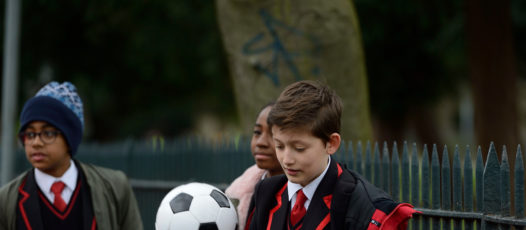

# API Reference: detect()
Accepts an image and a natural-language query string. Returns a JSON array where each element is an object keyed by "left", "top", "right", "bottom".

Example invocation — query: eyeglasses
[{"left": 19, "top": 130, "right": 61, "bottom": 144}]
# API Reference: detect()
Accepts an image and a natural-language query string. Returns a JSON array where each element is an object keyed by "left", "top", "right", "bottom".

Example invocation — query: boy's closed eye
[{"left": 294, "top": 147, "right": 305, "bottom": 152}]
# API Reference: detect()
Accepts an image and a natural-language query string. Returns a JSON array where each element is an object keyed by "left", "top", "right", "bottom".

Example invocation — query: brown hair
[{"left": 267, "top": 80, "right": 342, "bottom": 143}]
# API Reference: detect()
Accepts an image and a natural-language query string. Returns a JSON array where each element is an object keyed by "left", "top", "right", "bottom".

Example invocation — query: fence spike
[
  {"left": 365, "top": 141, "right": 372, "bottom": 182},
  {"left": 462, "top": 146, "right": 476, "bottom": 230},
  {"left": 422, "top": 144, "right": 430, "bottom": 209},
  {"left": 420, "top": 144, "right": 432, "bottom": 229},
  {"left": 411, "top": 142, "right": 419, "bottom": 207},
  {"left": 348, "top": 141, "right": 354, "bottom": 172},
  {"left": 373, "top": 142, "right": 381, "bottom": 187},
  {"left": 382, "top": 141, "right": 390, "bottom": 193},
  {"left": 357, "top": 141, "right": 363, "bottom": 175},
  {"left": 483, "top": 142, "right": 501, "bottom": 214},
  {"left": 476, "top": 146, "right": 484, "bottom": 212},
  {"left": 464, "top": 145, "right": 474, "bottom": 212},
  {"left": 431, "top": 144, "right": 441, "bottom": 229},
  {"left": 402, "top": 141, "right": 410, "bottom": 203},
  {"left": 442, "top": 145, "right": 452, "bottom": 210},
  {"left": 392, "top": 141, "right": 400, "bottom": 201},
  {"left": 335, "top": 140, "right": 346, "bottom": 163},
  {"left": 515, "top": 144, "right": 525, "bottom": 218},
  {"left": 500, "top": 145, "right": 510, "bottom": 216},
  {"left": 453, "top": 145, "right": 462, "bottom": 211},
  {"left": 431, "top": 144, "right": 440, "bottom": 209}
]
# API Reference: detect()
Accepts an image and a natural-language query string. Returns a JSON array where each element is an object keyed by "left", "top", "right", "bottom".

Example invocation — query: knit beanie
[{"left": 19, "top": 81, "right": 84, "bottom": 155}]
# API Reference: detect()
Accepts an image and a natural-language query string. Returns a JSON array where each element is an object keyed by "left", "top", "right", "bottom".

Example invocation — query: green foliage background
[
  {"left": 0, "top": 0, "right": 524, "bottom": 141},
  {"left": 14, "top": 1, "right": 237, "bottom": 141},
  {"left": 355, "top": 0, "right": 465, "bottom": 121}
]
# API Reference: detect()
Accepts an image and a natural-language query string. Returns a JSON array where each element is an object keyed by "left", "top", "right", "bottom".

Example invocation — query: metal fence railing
[
  {"left": 4, "top": 138, "right": 526, "bottom": 229},
  {"left": 6, "top": 137, "right": 254, "bottom": 229},
  {"left": 339, "top": 141, "right": 526, "bottom": 230}
]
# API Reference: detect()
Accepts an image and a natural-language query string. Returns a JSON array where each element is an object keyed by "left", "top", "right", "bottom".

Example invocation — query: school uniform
[
  {"left": 0, "top": 81, "right": 143, "bottom": 230},
  {"left": 0, "top": 160, "right": 143, "bottom": 230},
  {"left": 247, "top": 156, "right": 417, "bottom": 230}
]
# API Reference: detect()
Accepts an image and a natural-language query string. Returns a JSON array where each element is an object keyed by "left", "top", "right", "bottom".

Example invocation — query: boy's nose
[
  {"left": 281, "top": 150, "right": 294, "bottom": 165},
  {"left": 31, "top": 134, "right": 45, "bottom": 146}
]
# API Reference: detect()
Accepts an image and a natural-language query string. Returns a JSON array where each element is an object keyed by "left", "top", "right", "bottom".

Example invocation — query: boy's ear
[{"left": 326, "top": 133, "right": 341, "bottom": 155}]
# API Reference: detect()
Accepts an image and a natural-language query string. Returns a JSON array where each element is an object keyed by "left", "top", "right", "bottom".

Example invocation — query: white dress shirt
[
  {"left": 287, "top": 157, "right": 331, "bottom": 210},
  {"left": 35, "top": 159, "right": 78, "bottom": 205}
]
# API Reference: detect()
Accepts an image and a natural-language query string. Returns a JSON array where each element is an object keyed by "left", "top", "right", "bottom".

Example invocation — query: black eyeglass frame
[{"left": 18, "top": 130, "right": 62, "bottom": 145}]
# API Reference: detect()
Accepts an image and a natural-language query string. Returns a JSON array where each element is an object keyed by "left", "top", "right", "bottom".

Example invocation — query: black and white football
[{"left": 155, "top": 182, "right": 238, "bottom": 230}]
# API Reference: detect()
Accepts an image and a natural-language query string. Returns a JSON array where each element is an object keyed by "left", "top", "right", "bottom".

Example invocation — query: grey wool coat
[{"left": 0, "top": 161, "right": 143, "bottom": 230}]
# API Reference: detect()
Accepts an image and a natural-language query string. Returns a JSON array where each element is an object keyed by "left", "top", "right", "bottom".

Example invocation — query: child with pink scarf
[{"left": 226, "top": 104, "right": 283, "bottom": 230}]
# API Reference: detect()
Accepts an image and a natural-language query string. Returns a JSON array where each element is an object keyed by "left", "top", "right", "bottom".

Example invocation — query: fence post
[
  {"left": 441, "top": 145, "right": 452, "bottom": 229},
  {"left": 373, "top": 142, "right": 381, "bottom": 187},
  {"left": 475, "top": 146, "right": 484, "bottom": 228},
  {"left": 402, "top": 142, "right": 410, "bottom": 203},
  {"left": 476, "top": 146, "right": 484, "bottom": 211},
  {"left": 483, "top": 142, "right": 501, "bottom": 229},
  {"left": 500, "top": 146, "right": 510, "bottom": 216},
  {"left": 431, "top": 144, "right": 441, "bottom": 229},
  {"left": 382, "top": 142, "right": 389, "bottom": 193},
  {"left": 339, "top": 140, "right": 347, "bottom": 165},
  {"left": 515, "top": 145, "right": 524, "bottom": 218},
  {"left": 464, "top": 146, "right": 474, "bottom": 230},
  {"left": 410, "top": 142, "right": 419, "bottom": 230},
  {"left": 422, "top": 144, "right": 430, "bottom": 229},
  {"left": 453, "top": 145, "right": 462, "bottom": 229},
  {"left": 411, "top": 142, "right": 419, "bottom": 204},
  {"left": 365, "top": 141, "right": 372, "bottom": 182},
  {"left": 357, "top": 141, "right": 363, "bottom": 175},
  {"left": 392, "top": 142, "right": 400, "bottom": 201},
  {"left": 348, "top": 141, "right": 355, "bottom": 173}
]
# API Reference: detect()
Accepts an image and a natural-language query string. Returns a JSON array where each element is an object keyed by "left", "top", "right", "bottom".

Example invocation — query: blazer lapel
[
  {"left": 77, "top": 166, "right": 96, "bottom": 230},
  {"left": 302, "top": 158, "right": 339, "bottom": 230},
  {"left": 269, "top": 184, "right": 289, "bottom": 230},
  {"left": 18, "top": 170, "right": 44, "bottom": 230},
  {"left": 302, "top": 193, "right": 331, "bottom": 229},
  {"left": 78, "top": 161, "right": 109, "bottom": 229}
]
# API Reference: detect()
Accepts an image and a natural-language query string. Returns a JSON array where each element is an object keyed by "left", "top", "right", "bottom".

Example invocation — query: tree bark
[
  {"left": 216, "top": 0, "right": 373, "bottom": 141},
  {"left": 466, "top": 0, "right": 518, "bottom": 152}
]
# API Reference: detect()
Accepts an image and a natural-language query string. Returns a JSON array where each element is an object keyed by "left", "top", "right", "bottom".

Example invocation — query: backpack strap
[
  {"left": 344, "top": 170, "right": 377, "bottom": 229},
  {"left": 367, "top": 203, "right": 417, "bottom": 230},
  {"left": 345, "top": 170, "right": 418, "bottom": 230},
  {"left": 345, "top": 169, "right": 404, "bottom": 230}
]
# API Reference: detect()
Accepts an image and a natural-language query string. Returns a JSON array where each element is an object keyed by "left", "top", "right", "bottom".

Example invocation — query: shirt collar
[
  {"left": 288, "top": 156, "right": 331, "bottom": 201},
  {"left": 261, "top": 171, "right": 268, "bottom": 180},
  {"left": 35, "top": 159, "right": 78, "bottom": 192}
]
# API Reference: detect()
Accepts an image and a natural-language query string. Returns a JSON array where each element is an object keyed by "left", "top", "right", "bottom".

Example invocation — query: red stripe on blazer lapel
[{"left": 267, "top": 183, "right": 288, "bottom": 230}]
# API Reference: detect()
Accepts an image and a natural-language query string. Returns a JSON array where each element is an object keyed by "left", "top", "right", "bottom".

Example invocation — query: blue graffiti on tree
[{"left": 242, "top": 9, "right": 321, "bottom": 86}]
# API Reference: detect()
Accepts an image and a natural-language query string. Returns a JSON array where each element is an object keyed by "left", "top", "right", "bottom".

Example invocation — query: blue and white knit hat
[{"left": 19, "top": 81, "right": 84, "bottom": 155}]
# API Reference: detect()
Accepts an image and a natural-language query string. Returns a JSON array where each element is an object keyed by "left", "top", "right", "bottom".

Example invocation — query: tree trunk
[
  {"left": 466, "top": 0, "right": 518, "bottom": 215},
  {"left": 466, "top": 0, "right": 518, "bottom": 152},
  {"left": 216, "top": 0, "right": 373, "bottom": 142}
]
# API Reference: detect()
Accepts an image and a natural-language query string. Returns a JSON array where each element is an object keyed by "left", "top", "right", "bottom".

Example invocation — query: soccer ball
[{"left": 155, "top": 182, "right": 238, "bottom": 230}]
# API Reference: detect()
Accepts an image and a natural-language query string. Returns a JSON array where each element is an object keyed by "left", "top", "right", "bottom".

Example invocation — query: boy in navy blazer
[{"left": 246, "top": 80, "right": 417, "bottom": 230}]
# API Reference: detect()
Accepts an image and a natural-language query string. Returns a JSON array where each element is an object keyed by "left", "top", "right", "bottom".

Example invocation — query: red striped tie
[
  {"left": 51, "top": 181, "right": 67, "bottom": 212},
  {"left": 290, "top": 189, "right": 307, "bottom": 228}
]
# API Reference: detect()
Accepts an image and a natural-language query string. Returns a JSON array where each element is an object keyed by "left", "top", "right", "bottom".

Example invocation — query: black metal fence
[
  {"left": 5, "top": 138, "right": 526, "bottom": 229},
  {"left": 344, "top": 141, "right": 526, "bottom": 230}
]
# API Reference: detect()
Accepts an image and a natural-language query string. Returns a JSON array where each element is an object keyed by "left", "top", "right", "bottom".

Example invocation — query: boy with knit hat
[{"left": 0, "top": 82, "right": 143, "bottom": 230}]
